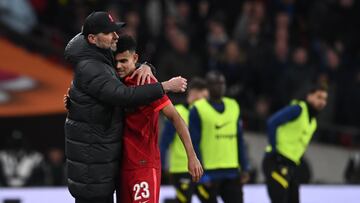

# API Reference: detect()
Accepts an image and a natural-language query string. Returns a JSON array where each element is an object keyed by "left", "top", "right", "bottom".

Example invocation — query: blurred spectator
[
  {"left": 145, "top": 0, "right": 163, "bottom": 38},
  {"left": 269, "top": 40, "right": 289, "bottom": 110},
  {"left": 233, "top": 1, "right": 253, "bottom": 43},
  {"left": 207, "top": 17, "right": 229, "bottom": 69},
  {"left": 158, "top": 29, "right": 203, "bottom": 103},
  {"left": 337, "top": 69, "right": 360, "bottom": 127},
  {"left": 44, "top": 147, "right": 66, "bottom": 186},
  {"left": 216, "top": 40, "right": 248, "bottom": 88},
  {"left": 317, "top": 48, "right": 340, "bottom": 125},
  {"left": 275, "top": 12, "right": 290, "bottom": 30},
  {"left": 0, "top": 130, "right": 47, "bottom": 187},
  {"left": 215, "top": 40, "right": 253, "bottom": 109},
  {"left": 0, "top": 0, "right": 37, "bottom": 34},
  {"left": 278, "top": 46, "right": 316, "bottom": 105}
]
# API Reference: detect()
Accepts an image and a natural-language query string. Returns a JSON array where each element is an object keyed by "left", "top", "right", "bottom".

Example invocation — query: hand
[
  {"left": 64, "top": 88, "right": 70, "bottom": 110},
  {"left": 130, "top": 63, "right": 157, "bottom": 85},
  {"left": 240, "top": 171, "right": 250, "bottom": 184},
  {"left": 161, "top": 76, "right": 187, "bottom": 93},
  {"left": 188, "top": 155, "right": 203, "bottom": 182}
]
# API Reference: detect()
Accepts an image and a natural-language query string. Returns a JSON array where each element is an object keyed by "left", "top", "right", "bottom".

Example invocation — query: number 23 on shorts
[{"left": 133, "top": 181, "right": 150, "bottom": 202}]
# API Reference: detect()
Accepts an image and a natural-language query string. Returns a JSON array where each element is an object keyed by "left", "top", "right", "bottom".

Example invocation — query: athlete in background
[
  {"left": 160, "top": 77, "right": 209, "bottom": 203},
  {"left": 262, "top": 84, "right": 328, "bottom": 203}
]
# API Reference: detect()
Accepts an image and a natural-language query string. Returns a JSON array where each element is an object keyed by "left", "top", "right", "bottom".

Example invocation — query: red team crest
[{"left": 108, "top": 14, "right": 114, "bottom": 22}]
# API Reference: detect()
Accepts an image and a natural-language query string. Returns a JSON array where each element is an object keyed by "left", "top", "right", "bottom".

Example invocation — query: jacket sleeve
[{"left": 77, "top": 61, "right": 164, "bottom": 107}]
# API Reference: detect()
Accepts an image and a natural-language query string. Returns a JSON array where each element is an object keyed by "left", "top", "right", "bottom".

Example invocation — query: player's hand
[
  {"left": 130, "top": 63, "right": 157, "bottom": 85},
  {"left": 161, "top": 76, "right": 187, "bottom": 93},
  {"left": 188, "top": 155, "right": 203, "bottom": 182},
  {"left": 64, "top": 88, "right": 70, "bottom": 110},
  {"left": 240, "top": 171, "right": 250, "bottom": 184}
]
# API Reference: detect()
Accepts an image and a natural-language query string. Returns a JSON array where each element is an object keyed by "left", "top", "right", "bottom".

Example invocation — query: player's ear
[{"left": 133, "top": 53, "right": 139, "bottom": 64}]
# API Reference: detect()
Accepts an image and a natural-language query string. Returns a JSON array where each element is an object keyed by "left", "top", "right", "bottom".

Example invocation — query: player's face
[
  {"left": 187, "top": 89, "right": 209, "bottom": 104},
  {"left": 307, "top": 90, "right": 328, "bottom": 111},
  {"left": 91, "top": 32, "right": 119, "bottom": 51},
  {"left": 115, "top": 50, "right": 138, "bottom": 78},
  {"left": 207, "top": 74, "right": 226, "bottom": 99}
]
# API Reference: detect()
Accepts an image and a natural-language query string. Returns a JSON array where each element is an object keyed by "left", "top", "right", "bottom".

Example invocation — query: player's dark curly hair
[
  {"left": 296, "top": 82, "right": 328, "bottom": 100},
  {"left": 115, "top": 35, "right": 137, "bottom": 54}
]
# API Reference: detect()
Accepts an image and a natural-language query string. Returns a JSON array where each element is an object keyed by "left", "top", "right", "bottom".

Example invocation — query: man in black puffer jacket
[{"left": 64, "top": 12, "right": 187, "bottom": 203}]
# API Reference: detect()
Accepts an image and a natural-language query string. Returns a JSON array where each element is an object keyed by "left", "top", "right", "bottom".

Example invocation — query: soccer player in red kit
[{"left": 114, "top": 35, "right": 203, "bottom": 203}]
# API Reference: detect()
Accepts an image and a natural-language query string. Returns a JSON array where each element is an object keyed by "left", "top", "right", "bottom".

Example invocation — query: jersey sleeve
[{"left": 148, "top": 78, "right": 171, "bottom": 112}]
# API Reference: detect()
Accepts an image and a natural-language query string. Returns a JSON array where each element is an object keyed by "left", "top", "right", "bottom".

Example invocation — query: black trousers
[
  {"left": 75, "top": 195, "right": 113, "bottom": 203},
  {"left": 196, "top": 177, "right": 243, "bottom": 203},
  {"left": 170, "top": 173, "right": 197, "bottom": 203},
  {"left": 262, "top": 154, "right": 299, "bottom": 203}
]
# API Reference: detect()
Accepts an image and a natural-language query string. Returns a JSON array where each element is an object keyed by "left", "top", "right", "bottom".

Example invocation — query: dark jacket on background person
[{"left": 64, "top": 33, "right": 164, "bottom": 200}]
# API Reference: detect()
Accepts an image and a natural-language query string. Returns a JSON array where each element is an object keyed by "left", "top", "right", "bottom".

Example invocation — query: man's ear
[
  {"left": 133, "top": 53, "right": 139, "bottom": 64},
  {"left": 87, "top": 34, "right": 96, "bottom": 44}
]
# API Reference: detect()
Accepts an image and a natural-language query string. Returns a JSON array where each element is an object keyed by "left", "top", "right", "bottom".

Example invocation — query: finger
[
  {"left": 193, "top": 175, "right": 197, "bottom": 182},
  {"left": 130, "top": 70, "right": 137, "bottom": 79},
  {"left": 182, "top": 86, "right": 187, "bottom": 92},
  {"left": 139, "top": 74, "right": 147, "bottom": 85},
  {"left": 136, "top": 74, "right": 142, "bottom": 85},
  {"left": 198, "top": 167, "right": 203, "bottom": 177},
  {"left": 192, "top": 168, "right": 199, "bottom": 182},
  {"left": 147, "top": 75, "right": 151, "bottom": 84},
  {"left": 141, "top": 75, "right": 146, "bottom": 85},
  {"left": 193, "top": 172, "right": 198, "bottom": 182},
  {"left": 196, "top": 170, "right": 201, "bottom": 182},
  {"left": 192, "top": 173, "right": 197, "bottom": 182},
  {"left": 150, "top": 75, "right": 158, "bottom": 82},
  {"left": 197, "top": 167, "right": 202, "bottom": 179},
  {"left": 182, "top": 80, "right": 187, "bottom": 86}
]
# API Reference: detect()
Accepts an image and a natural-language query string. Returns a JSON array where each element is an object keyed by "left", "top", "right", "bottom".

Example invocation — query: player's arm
[
  {"left": 267, "top": 105, "right": 302, "bottom": 153},
  {"left": 162, "top": 103, "right": 203, "bottom": 182},
  {"left": 188, "top": 107, "right": 202, "bottom": 161},
  {"left": 77, "top": 61, "right": 186, "bottom": 107},
  {"left": 237, "top": 116, "right": 250, "bottom": 184},
  {"left": 159, "top": 120, "right": 176, "bottom": 171}
]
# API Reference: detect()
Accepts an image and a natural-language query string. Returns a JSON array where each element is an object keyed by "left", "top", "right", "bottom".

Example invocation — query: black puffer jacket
[{"left": 64, "top": 34, "right": 164, "bottom": 199}]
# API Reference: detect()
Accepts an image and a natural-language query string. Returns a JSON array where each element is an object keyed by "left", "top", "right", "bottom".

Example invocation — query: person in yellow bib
[
  {"left": 189, "top": 71, "right": 250, "bottom": 203},
  {"left": 262, "top": 84, "right": 328, "bottom": 203},
  {"left": 160, "top": 77, "right": 209, "bottom": 203}
]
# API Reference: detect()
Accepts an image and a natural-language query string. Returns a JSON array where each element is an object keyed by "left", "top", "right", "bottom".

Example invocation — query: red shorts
[{"left": 117, "top": 168, "right": 161, "bottom": 203}]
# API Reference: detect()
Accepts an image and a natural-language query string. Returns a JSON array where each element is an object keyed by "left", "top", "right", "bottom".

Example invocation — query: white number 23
[{"left": 133, "top": 181, "right": 150, "bottom": 201}]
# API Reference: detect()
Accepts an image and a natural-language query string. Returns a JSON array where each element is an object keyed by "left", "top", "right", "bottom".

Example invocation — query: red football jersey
[{"left": 121, "top": 76, "right": 171, "bottom": 170}]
